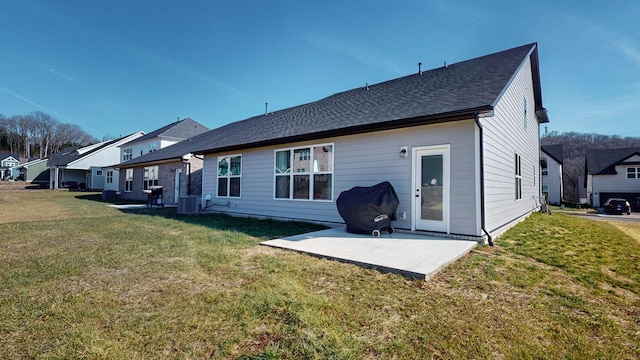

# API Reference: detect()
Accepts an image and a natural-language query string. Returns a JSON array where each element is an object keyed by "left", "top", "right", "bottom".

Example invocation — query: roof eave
[
  {"left": 196, "top": 107, "right": 494, "bottom": 155},
  {"left": 118, "top": 157, "right": 185, "bottom": 169}
]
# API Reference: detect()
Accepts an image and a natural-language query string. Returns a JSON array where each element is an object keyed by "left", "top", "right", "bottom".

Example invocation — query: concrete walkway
[{"left": 261, "top": 227, "right": 478, "bottom": 279}]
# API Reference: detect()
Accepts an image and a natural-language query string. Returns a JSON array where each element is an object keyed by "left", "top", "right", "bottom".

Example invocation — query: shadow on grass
[
  {"left": 75, "top": 193, "right": 326, "bottom": 239},
  {"left": 75, "top": 193, "right": 146, "bottom": 205}
]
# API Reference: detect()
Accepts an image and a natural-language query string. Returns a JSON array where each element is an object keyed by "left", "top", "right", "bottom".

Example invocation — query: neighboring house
[
  {"left": 47, "top": 132, "right": 144, "bottom": 190},
  {"left": 104, "top": 118, "right": 209, "bottom": 192},
  {"left": 585, "top": 147, "right": 640, "bottom": 211},
  {"left": 177, "top": 43, "right": 548, "bottom": 243},
  {"left": 15, "top": 158, "right": 50, "bottom": 185},
  {"left": 0, "top": 153, "right": 20, "bottom": 179},
  {"left": 117, "top": 139, "right": 204, "bottom": 207},
  {"left": 540, "top": 144, "right": 563, "bottom": 205}
]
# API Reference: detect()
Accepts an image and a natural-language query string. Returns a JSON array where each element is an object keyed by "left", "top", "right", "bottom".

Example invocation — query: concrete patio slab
[{"left": 261, "top": 227, "right": 478, "bottom": 279}]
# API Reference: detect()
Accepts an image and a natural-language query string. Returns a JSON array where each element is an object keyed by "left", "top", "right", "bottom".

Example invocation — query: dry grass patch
[{"left": 1, "top": 192, "right": 639, "bottom": 358}]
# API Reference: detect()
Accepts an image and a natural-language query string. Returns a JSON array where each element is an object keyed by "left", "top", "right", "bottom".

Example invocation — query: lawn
[{"left": 1, "top": 190, "right": 639, "bottom": 359}]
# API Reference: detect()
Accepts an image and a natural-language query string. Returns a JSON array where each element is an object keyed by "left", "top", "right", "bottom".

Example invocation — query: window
[
  {"left": 275, "top": 144, "right": 333, "bottom": 201},
  {"left": 515, "top": 153, "right": 522, "bottom": 200},
  {"left": 541, "top": 157, "right": 548, "bottom": 176},
  {"left": 96, "top": 170, "right": 103, "bottom": 176},
  {"left": 125, "top": 169, "right": 133, "bottom": 192},
  {"left": 149, "top": 142, "right": 159, "bottom": 152},
  {"left": 143, "top": 166, "right": 159, "bottom": 190},
  {"left": 217, "top": 155, "right": 241, "bottom": 197},
  {"left": 627, "top": 167, "right": 640, "bottom": 179},
  {"left": 123, "top": 148, "right": 133, "bottom": 161},
  {"left": 106, "top": 170, "right": 113, "bottom": 184}
]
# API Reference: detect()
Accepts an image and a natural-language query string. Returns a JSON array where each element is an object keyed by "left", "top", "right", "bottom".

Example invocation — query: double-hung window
[
  {"left": 106, "top": 170, "right": 113, "bottom": 184},
  {"left": 217, "top": 155, "right": 241, "bottom": 197},
  {"left": 143, "top": 166, "right": 159, "bottom": 190},
  {"left": 275, "top": 144, "right": 333, "bottom": 201},
  {"left": 627, "top": 167, "right": 640, "bottom": 179},
  {"left": 515, "top": 153, "right": 522, "bottom": 200},
  {"left": 125, "top": 169, "right": 133, "bottom": 192},
  {"left": 123, "top": 148, "right": 133, "bottom": 161}
]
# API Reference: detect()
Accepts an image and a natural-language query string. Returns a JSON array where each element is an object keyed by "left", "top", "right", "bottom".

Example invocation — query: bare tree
[
  {"left": 31, "top": 111, "right": 58, "bottom": 158},
  {"left": 1, "top": 116, "right": 20, "bottom": 154}
]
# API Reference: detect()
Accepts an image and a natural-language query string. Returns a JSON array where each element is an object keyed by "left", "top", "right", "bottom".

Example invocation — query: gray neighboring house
[
  {"left": 104, "top": 118, "right": 209, "bottom": 193},
  {"left": 0, "top": 153, "right": 20, "bottom": 179},
  {"left": 585, "top": 147, "right": 640, "bottom": 211},
  {"left": 177, "top": 43, "right": 549, "bottom": 243},
  {"left": 540, "top": 144, "right": 563, "bottom": 205},
  {"left": 116, "top": 137, "right": 205, "bottom": 208},
  {"left": 15, "top": 158, "right": 50, "bottom": 185}
]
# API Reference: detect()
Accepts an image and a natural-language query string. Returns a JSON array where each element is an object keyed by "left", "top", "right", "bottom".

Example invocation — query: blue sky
[{"left": 1, "top": 0, "right": 639, "bottom": 139}]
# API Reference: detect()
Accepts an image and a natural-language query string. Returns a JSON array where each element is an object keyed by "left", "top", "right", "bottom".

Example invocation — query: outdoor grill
[
  {"left": 146, "top": 186, "right": 163, "bottom": 207},
  {"left": 336, "top": 181, "right": 399, "bottom": 237}
]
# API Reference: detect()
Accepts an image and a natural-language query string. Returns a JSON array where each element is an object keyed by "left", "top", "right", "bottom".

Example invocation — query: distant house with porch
[
  {"left": 0, "top": 153, "right": 20, "bottom": 179},
  {"left": 47, "top": 132, "right": 144, "bottom": 190}
]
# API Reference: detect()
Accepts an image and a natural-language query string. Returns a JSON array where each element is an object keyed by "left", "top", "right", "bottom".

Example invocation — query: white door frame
[
  {"left": 412, "top": 144, "right": 450, "bottom": 233},
  {"left": 174, "top": 168, "right": 183, "bottom": 203}
]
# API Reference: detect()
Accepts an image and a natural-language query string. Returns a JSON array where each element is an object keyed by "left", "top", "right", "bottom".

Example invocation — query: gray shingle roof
[
  {"left": 586, "top": 147, "right": 640, "bottom": 175},
  {"left": 541, "top": 144, "right": 563, "bottom": 164},
  {"left": 119, "top": 43, "right": 545, "bottom": 167},
  {"left": 123, "top": 118, "right": 209, "bottom": 145},
  {"left": 0, "top": 153, "right": 20, "bottom": 162}
]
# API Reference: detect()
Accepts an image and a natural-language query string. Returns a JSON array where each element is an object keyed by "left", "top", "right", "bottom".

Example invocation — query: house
[
  {"left": 116, "top": 138, "right": 204, "bottom": 207},
  {"left": 181, "top": 43, "right": 548, "bottom": 243},
  {"left": 540, "top": 144, "right": 563, "bottom": 205},
  {"left": 0, "top": 153, "right": 20, "bottom": 179},
  {"left": 585, "top": 147, "right": 640, "bottom": 211},
  {"left": 15, "top": 158, "right": 50, "bottom": 185},
  {"left": 103, "top": 118, "right": 209, "bottom": 192},
  {"left": 47, "top": 132, "right": 144, "bottom": 190}
]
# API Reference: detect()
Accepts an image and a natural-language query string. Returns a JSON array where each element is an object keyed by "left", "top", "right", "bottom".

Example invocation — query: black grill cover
[{"left": 336, "top": 181, "right": 399, "bottom": 234}]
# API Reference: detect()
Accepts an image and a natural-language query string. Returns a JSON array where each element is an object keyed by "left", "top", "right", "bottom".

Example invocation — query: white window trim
[
  {"left": 515, "top": 153, "right": 522, "bottom": 201},
  {"left": 627, "top": 167, "right": 640, "bottom": 179},
  {"left": 273, "top": 143, "right": 334, "bottom": 202},
  {"left": 124, "top": 168, "right": 133, "bottom": 192},
  {"left": 217, "top": 154, "right": 242, "bottom": 198},
  {"left": 123, "top": 148, "right": 133, "bottom": 161},
  {"left": 143, "top": 166, "right": 159, "bottom": 190}
]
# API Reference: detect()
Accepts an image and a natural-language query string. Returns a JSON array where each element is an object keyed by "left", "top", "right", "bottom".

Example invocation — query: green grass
[{"left": 1, "top": 190, "right": 639, "bottom": 358}]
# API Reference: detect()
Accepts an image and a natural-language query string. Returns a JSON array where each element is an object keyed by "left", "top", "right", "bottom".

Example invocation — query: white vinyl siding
[
  {"left": 541, "top": 152, "right": 563, "bottom": 205},
  {"left": 201, "top": 120, "right": 480, "bottom": 237},
  {"left": 481, "top": 56, "right": 541, "bottom": 236}
]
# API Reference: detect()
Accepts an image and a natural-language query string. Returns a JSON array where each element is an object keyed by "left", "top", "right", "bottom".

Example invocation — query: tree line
[
  {"left": 541, "top": 130, "right": 640, "bottom": 204},
  {"left": 0, "top": 111, "right": 98, "bottom": 159}
]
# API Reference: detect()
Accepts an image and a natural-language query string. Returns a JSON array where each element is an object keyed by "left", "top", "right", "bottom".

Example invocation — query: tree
[
  {"left": 0, "top": 111, "right": 98, "bottom": 157},
  {"left": 31, "top": 111, "right": 57, "bottom": 158}
]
